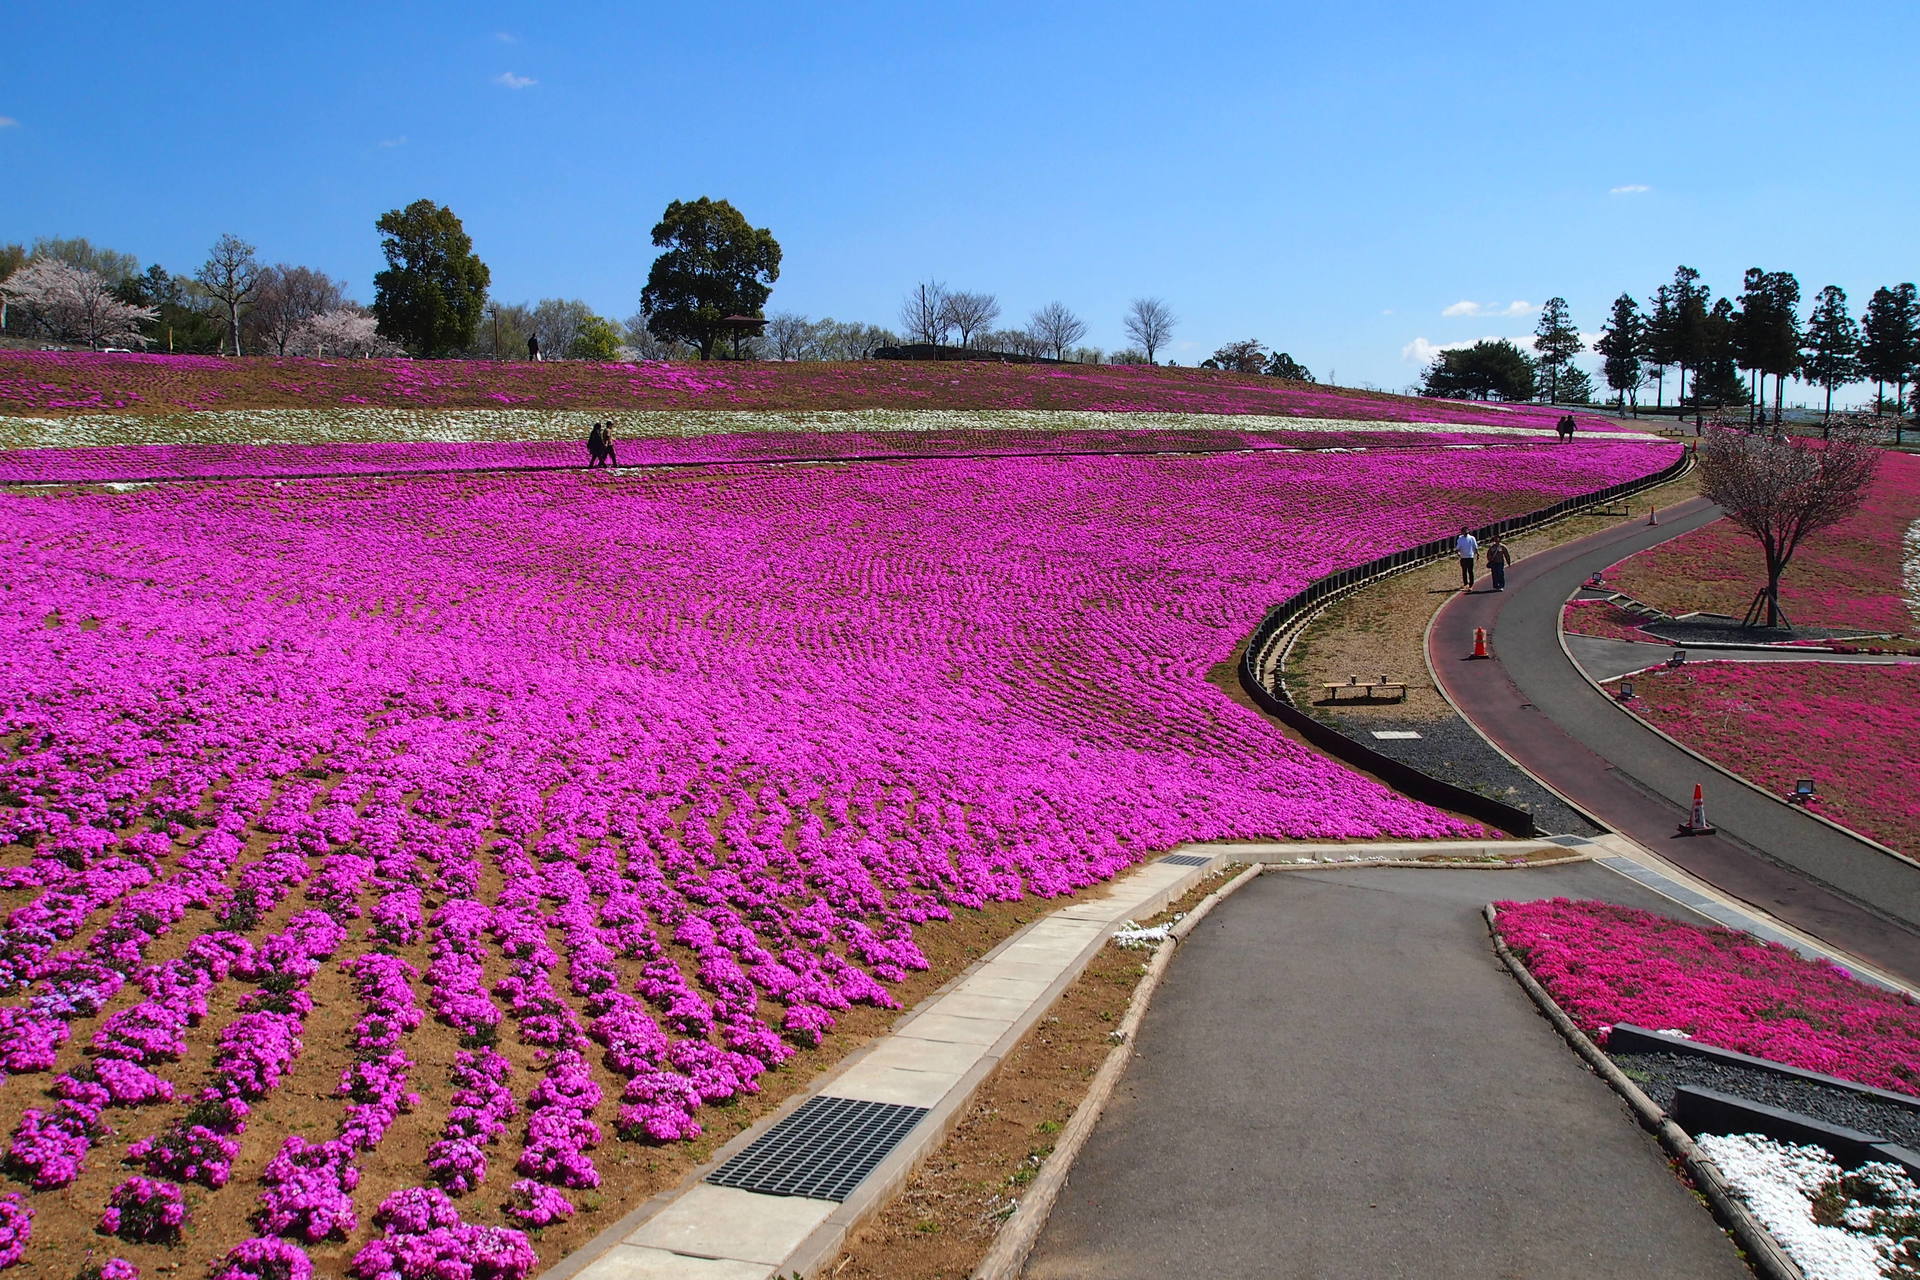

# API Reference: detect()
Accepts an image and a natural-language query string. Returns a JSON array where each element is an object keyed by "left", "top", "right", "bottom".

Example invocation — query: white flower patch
[
  {"left": 0, "top": 408, "right": 1666, "bottom": 451},
  {"left": 1111, "top": 916, "right": 1183, "bottom": 949},
  {"left": 1693, "top": 1132, "right": 1916, "bottom": 1280},
  {"left": 1902, "top": 517, "right": 1920, "bottom": 626}
]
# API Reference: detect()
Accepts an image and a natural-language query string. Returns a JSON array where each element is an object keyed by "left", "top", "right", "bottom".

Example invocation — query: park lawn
[
  {"left": 1622, "top": 660, "right": 1920, "bottom": 858},
  {"left": 1601, "top": 449, "right": 1920, "bottom": 634}
]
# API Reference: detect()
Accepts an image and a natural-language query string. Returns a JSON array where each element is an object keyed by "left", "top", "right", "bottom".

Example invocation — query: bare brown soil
[
  {"left": 1281, "top": 469, "right": 1702, "bottom": 726},
  {"left": 824, "top": 871, "right": 1233, "bottom": 1280}
]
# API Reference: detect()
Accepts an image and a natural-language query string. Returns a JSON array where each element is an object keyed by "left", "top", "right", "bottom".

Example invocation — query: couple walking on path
[
  {"left": 1456, "top": 528, "right": 1510, "bottom": 590},
  {"left": 585, "top": 421, "right": 619, "bottom": 468}
]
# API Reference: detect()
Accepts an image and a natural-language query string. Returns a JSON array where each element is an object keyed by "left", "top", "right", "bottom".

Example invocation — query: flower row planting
[
  {"left": 0, "top": 351, "right": 1625, "bottom": 431},
  {"left": 0, "top": 437, "right": 1677, "bottom": 1270},
  {"left": 1602, "top": 450, "right": 1920, "bottom": 634},
  {"left": 1493, "top": 898, "right": 1920, "bottom": 1095},
  {"left": 1611, "top": 660, "right": 1920, "bottom": 857},
  {"left": 1561, "top": 599, "right": 1665, "bottom": 644}
]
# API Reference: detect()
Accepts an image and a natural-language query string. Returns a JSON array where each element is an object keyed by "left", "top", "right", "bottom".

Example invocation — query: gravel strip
[
  {"left": 1612, "top": 1049, "right": 1920, "bottom": 1150},
  {"left": 1643, "top": 618, "right": 1884, "bottom": 645},
  {"left": 1319, "top": 711, "right": 1602, "bottom": 836}
]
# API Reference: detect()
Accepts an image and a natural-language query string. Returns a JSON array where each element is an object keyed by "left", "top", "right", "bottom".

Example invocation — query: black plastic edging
[{"left": 1236, "top": 450, "right": 1693, "bottom": 837}]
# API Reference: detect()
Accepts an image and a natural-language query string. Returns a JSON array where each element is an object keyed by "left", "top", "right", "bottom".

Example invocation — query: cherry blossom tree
[
  {"left": 0, "top": 260, "right": 156, "bottom": 348},
  {"left": 287, "top": 307, "right": 403, "bottom": 357}
]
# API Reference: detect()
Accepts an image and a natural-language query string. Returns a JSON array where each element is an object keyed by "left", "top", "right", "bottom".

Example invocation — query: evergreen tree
[
  {"left": 1757, "top": 271, "right": 1803, "bottom": 425},
  {"left": 1642, "top": 285, "right": 1676, "bottom": 411},
  {"left": 1800, "top": 284, "right": 1862, "bottom": 427},
  {"left": 1594, "top": 294, "right": 1643, "bottom": 414},
  {"left": 1859, "top": 283, "right": 1917, "bottom": 415},
  {"left": 371, "top": 199, "right": 491, "bottom": 358},
  {"left": 1532, "top": 297, "right": 1584, "bottom": 403},
  {"left": 1419, "top": 339, "right": 1536, "bottom": 402},
  {"left": 1554, "top": 364, "right": 1595, "bottom": 404},
  {"left": 639, "top": 197, "right": 781, "bottom": 360},
  {"left": 1663, "top": 266, "right": 1711, "bottom": 426},
  {"left": 1688, "top": 298, "right": 1749, "bottom": 413}
]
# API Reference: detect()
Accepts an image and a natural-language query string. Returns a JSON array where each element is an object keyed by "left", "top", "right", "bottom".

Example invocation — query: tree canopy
[
  {"left": 1532, "top": 297, "right": 1583, "bottom": 403},
  {"left": 1799, "top": 284, "right": 1862, "bottom": 422},
  {"left": 1594, "top": 293, "right": 1643, "bottom": 411},
  {"left": 371, "top": 199, "right": 491, "bottom": 358},
  {"left": 1266, "top": 351, "right": 1314, "bottom": 381},
  {"left": 1419, "top": 339, "right": 1536, "bottom": 402},
  {"left": 1859, "top": 283, "right": 1917, "bottom": 413},
  {"left": 640, "top": 198, "right": 781, "bottom": 360}
]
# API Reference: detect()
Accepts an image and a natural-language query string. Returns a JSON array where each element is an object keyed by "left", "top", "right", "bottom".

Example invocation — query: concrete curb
[
  {"left": 1560, "top": 628, "right": 1920, "bottom": 873},
  {"left": 1483, "top": 904, "right": 1807, "bottom": 1280},
  {"left": 968, "top": 863, "right": 1265, "bottom": 1280}
]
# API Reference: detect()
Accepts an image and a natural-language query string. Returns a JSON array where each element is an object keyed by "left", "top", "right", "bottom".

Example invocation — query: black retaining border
[{"left": 1237, "top": 450, "right": 1695, "bottom": 837}]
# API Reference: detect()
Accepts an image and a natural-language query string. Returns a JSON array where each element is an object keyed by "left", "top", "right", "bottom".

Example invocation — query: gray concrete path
[
  {"left": 1024, "top": 866, "right": 1753, "bottom": 1280},
  {"left": 1567, "top": 633, "right": 1920, "bottom": 681}
]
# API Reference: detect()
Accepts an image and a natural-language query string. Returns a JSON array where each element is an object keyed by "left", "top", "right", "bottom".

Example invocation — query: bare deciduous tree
[
  {"left": 900, "top": 281, "right": 951, "bottom": 346},
  {"left": 1123, "top": 297, "right": 1176, "bottom": 364},
  {"left": 195, "top": 234, "right": 262, "bottom": 356},
  {"left": 766, "top": 311, "right": 819, "bottom": 360},
  {"left": 0, "top": 260, "right": 156, "bottom": 348},
  {"left": 1697, "top": 416, "right": 1881, "bottom": 628},
  {"left": 1029, "top": 301, "right": 1087, "bottom": 361},
  {"left": 941, "top": 291, "right": 999, "bottom": 349},
  {"left": 248, "top": 264, "right": 349, "bottom": 356}
]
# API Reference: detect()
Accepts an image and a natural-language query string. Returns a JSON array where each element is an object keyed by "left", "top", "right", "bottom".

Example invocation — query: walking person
[
  {"left": 586, "top": 421, "right": 606, "bottom": 468},
  {"left": 1456, "top": 527, "right": 1479, "bottom": 590},
  {"left": 599, "top": 420, "right": 618, "bottom": 468},
  {"left": 528, "top": 333, "right": 541, "bottom": 362},
  {"left": 1484, "top": 534, "right": 1511, "bottom": 591}
]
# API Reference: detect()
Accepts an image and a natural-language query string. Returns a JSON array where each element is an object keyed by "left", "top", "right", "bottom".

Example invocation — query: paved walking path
[
  {"left": 1428, "top": 496, "right": 1920, "bottom": 985},
  {"left": 1024, "top": 866, "right": 1754, "bottom": 1280},
  {"left": 1566, "top": 633, "right": 1920, "bottom": 681}
]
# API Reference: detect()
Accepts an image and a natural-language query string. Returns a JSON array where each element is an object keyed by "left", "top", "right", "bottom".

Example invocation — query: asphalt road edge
[{"left": 1483, "top": 904, "right": 1807, "bottom": 1280}]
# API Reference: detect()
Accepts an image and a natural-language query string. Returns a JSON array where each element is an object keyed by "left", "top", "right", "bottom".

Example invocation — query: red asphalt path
[{"left": 1428, "top": 495, "right": 1920, "bottom": 984}]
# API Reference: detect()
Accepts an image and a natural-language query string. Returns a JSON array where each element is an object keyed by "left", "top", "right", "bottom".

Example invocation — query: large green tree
[
  {"left": 371, "top": 199, "right": 491, "bottom": 358},
  {"left": 639, "top": 197, "right": 781, "bottom": 360},
  {"left": 1648, "top": 266, "right": 1710, "bottom": 425},
  {"left": 1799, "top": 284, "right": 1862, "bottom": 426},
  {"left": 1732, "top": 269, "right": 1802, "bottom": 426},
  {"left": 1419, "top": 339, "right": 1536, "bottom": 402},
  {"left": 1688, "top": 298, "right": 1749, "bottom": 413},
  {"left": 1594, "top": 293, "right": 1643, "bottom": 413},
  {"left": 1859, "top": 283, "right": 1917, "bottom": 416},
  {"left": 1532, "top": 297, "right": 1584, "bottom": 403}
]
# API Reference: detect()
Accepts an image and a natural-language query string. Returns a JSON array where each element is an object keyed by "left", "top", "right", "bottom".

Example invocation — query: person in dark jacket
[
  {"left": 598, "top": 421, "right": 618, "bottom": 468},
  {"left": 586, "top": 421, "right": 606, "bottom": 467},
  {"left": 1485, "top": 535, "right": 1512, "bottom": 591}
]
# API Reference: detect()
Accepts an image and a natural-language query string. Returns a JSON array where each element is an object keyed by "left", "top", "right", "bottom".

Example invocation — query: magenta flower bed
[
  {"left": 0, "top": 428, "right": 1623, "bottom": 486},
  {"left": 1494, "top": 898, "right": 1920, "bottom": 1095},
  {"left": 1561, "top": 599, "right": 1662, "bottom": 644},
  {"left": 1604, "top": 449, "right": 1920, "bottom": 633},
  {"left": 0, "top": 439, "right": 1673, "bottom": 1267},
  {"left": 0, "top": 350, "right": 1628, "bottom": 430},
  {"left": 1620, "top": 660, "right": 1920, "bottom": 857}
]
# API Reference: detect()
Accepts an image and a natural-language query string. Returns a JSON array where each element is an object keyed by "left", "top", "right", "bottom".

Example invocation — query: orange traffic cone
[
  {"left": 1468, "top": 627, "right": 1490, "bottom": 659},
  {"left": 1676, "top": 783, "right": 1715, "bottom": 836},
  {"left": 1647, "top": 506, "right": 1660, "bottom": 526}
]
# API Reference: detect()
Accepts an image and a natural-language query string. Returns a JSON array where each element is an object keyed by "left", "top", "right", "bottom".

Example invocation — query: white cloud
[
  {"left": 378, "top": 135, "right": 408, "bottom": 148},
  {"left": 1404, "top": 331, "right": 1608, "bottom": 364},
  {"left": 0, "top": 117, "right": 18, "bottom": 128},
  {"left": 1442, "top": 300, "right": 1533, "bottom": 319},
  {"left": 495, "top": 31, "right": 519, "bottom": 42},
  {"left": 494, "top": 71, "right": 537, "bottom": 89},
  {"left": 1609, "top": 184, "right": 1651, "bottom": 195},
  {"left": 1380, "top": 308, "right": 1395, "bottom": 316}
]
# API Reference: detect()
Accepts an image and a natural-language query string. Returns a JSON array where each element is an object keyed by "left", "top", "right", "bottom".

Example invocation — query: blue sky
[{"left": 7, "top": 0, "right": 1917, "bottom": 396}]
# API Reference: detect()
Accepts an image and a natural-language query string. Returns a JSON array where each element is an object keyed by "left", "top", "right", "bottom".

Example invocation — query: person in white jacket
[{"left": 1455, "top": 528, "right": 1479, "bottom": 589}]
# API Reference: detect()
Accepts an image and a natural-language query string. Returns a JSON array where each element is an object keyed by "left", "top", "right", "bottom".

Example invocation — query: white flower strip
[
  {"left": 0, "top": 407, "right": 1664, "bottom": 451},
  {"left": 1903, "top": 516, "right": 1920, "bottom": 625},
  {"left": 1111, "top": 918, "right": 1182, "bottom": 949},
  {"left": 1693, "top": 1132, "right": 1914, "bottom": 1280}
]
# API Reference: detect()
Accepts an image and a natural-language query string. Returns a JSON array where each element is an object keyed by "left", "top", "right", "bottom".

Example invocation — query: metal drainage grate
[
  {"left": 1543, "top": 835, "right": 1596, "bottom": 848},
  {"left": 706, "top": 1095, "right": 927, "bottom": 1201},
  {"left": 1160, "top": 853, "right": 1212, "bottom": 867}
]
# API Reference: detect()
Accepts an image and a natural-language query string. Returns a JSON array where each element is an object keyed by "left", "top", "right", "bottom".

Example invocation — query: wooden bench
[{"left": 1322, "top": 678, "right": 1409, "bottom": 703}]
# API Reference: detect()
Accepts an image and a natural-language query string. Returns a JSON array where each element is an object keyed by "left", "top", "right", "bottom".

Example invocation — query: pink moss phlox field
[
  {"left": 0, "top": 429, "right": 1615, "bottom": 487},
  {"left": 1495, "top": 898, "right": 1920, "bottom": 1095},
  {"left": 1561, "top": 599, "right": 1664, "bottom": 644},
  {"left": 0, "top": 439, "right": 1675, "bottom": 1266},
  {"left": 1604, "top": 449, "right": 1920, "bottom": 633},
  {"left": 1621, "top": 661, "right": 1920, "bottom": 857},
  {"left": 0, "top": 350, "right": 1623, "bottom": 430}
]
